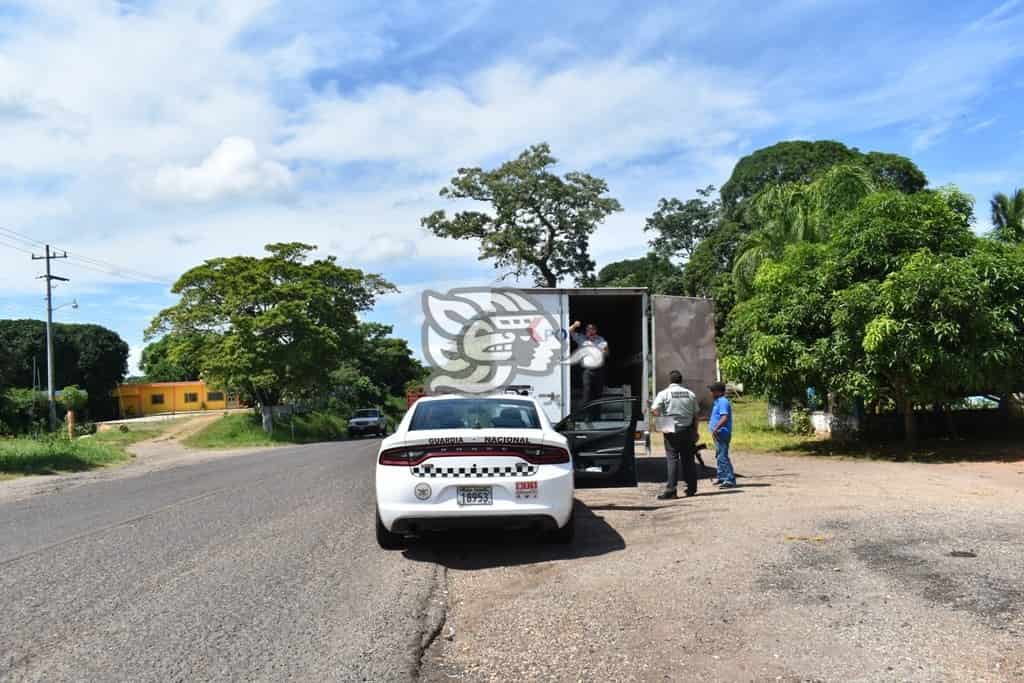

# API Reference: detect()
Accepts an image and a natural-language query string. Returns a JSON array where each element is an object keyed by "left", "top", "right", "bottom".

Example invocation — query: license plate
[{"left": 457, "top": 486, "right": 492, "bottom": 506}]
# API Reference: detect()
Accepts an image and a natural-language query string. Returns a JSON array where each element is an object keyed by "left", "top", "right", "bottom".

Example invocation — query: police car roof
[{"left": 416, "top": 394, "right": 539, "bottom": 403}]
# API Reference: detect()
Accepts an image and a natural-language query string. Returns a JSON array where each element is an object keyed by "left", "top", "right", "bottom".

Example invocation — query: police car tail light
[
  {"left": 520, "top": 445, "right": 570, "bottom": 465},
  {"left": 378, "top": 447, "right": 426, "bottom": 466}
]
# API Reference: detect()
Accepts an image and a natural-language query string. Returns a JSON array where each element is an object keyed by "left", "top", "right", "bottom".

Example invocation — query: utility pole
[{"left": 31, "top": 245, "right": 69, "bottom": 431}]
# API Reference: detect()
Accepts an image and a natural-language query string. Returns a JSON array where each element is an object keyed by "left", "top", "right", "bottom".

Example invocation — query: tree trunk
[
  {"left": 67, "top": 409, "right": 76, "bottom": 440},
  {"left": 261, "top": 405, "right": 274, "bottom": 434},
  {"left": 902, "top": 397, "right": 917, "bottom": 450}
]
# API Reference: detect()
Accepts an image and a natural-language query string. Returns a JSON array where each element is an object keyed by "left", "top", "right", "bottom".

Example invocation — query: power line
[
  {"left": 0, "top": 237, "right": 37, "bottom": 256},
  {"left": 0, "top": 225, "right": 171, "bottom": 286}
]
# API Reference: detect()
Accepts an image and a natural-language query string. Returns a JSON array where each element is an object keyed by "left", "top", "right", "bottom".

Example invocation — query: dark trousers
[
  {"left": 664, "top": 425, "right": 697, "bottom": 495},
  {"left": 581, "top": 367, "right": 604, "bottom": 406}
]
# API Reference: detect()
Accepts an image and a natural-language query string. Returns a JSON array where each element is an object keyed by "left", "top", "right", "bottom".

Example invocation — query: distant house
[{"left": 113, "top": 380, "right": 241, "bottom": 417}]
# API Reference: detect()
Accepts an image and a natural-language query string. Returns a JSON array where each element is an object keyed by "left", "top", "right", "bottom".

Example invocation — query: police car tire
[
  {"left": 376, "top": 509, "right": 405, "bottom": 549},
  {"left": 546, "top": 510, "right": 575, "bottom": 544}
]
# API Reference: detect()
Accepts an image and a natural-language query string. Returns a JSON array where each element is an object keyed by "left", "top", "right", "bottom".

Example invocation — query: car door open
[{"left": 556, "top": 397, "right": 639, "bottom": 487}]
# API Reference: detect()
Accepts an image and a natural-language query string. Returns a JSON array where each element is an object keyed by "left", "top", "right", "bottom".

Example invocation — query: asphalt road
[{"left": 0, "top": 439, "right": 444, "bottom": 682}]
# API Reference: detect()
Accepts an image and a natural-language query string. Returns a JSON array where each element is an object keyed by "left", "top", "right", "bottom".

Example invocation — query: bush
[
  {"left": 0, "top": 388, "right": 49, "bottom": 436},
  {"left": 789, "top": 408, "right": 814, "bottom": 436}
]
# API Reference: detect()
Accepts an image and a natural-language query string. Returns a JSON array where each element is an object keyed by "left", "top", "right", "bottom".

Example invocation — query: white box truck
[
  {"left": 490, "top": 288, "right": 717, "bottom": 421},
  {"left": 421, "top": 286, "right": 717, "bottom": 486}
]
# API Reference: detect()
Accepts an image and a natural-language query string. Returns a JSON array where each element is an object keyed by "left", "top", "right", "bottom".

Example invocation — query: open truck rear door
[
  {"left": 556, "top": 397, "right": 640, "bottom": 487},
  {"left": 651, "top": 295, "right": 718, "bottom": 415}
]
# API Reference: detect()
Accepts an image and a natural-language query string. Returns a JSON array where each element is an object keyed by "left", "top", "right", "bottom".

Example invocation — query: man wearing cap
[
  {"left": 708, "top": 381, "right": 736, "bottom": 488},
  {"left": 652, "top": 370, "right": 699, "bottom": 499}
]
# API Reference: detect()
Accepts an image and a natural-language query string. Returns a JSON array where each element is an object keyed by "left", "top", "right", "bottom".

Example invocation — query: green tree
[
  {"left": 732, "top": 164, "right": 878, "bottom": 297},
  {"left": 682, "top": 141, "right": 925, "bottom": 315},
  {"left": 645, "top": 186, "right": 720, "bottom": 263},
  {"left": 0, "top": 320, "right": 128, "bottom": 419},
  {"left": 147, "top": 243, "right": 394, "bottom": 432},
  {"left": 722, "top": 189, "right": 1022, "bottom": 447},
  {"left": 587, "top": 253, "right": 685, "bottom": 294},
  {"left": 353, "top": 323, "right": 425, "bottom": 396},
  {"left": 139, "top": 334, "right": 205, "bottom": 382},
  {"left": 991, "top": 188, "right": 1024, "bottom": 243},
  {"left": 422, "top": 143, "right": 623, "bottom": 286}
]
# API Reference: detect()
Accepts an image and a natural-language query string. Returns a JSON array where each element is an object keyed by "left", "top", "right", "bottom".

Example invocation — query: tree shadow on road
[{"left": 401, "top": 500, "right": 625, "bottom": 569}]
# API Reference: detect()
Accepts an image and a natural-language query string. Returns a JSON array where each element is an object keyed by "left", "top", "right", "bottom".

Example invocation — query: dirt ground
[{"left": 419, "top": 450, "right": 1024, "bottom": 682}]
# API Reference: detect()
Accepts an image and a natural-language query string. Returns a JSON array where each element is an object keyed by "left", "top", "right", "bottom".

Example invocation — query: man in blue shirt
[{"left": 708, "top": 381, "right": 736, "bottom": 488}]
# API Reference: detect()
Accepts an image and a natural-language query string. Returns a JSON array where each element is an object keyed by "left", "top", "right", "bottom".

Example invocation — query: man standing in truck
[
  {"left": 652, "top": 370, "right": 699, "bottom": 499},
  {"left": 569, "top": 320, "right": 609, "bottom": 406}
]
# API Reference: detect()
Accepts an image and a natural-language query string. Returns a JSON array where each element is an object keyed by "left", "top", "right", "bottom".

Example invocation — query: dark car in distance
[{"left": 348, "top": 408, "right": 387, "bottom": 438}]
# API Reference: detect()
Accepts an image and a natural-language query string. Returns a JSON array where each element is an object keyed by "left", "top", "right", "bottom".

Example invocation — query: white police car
[{"left": 374, "top": 395, "right": 576, "bottom": 548}]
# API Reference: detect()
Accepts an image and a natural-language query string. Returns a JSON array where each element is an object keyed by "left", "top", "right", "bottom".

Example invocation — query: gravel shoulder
[{"left": 422, "top": 451, "right": 1024, "bottom": 682}]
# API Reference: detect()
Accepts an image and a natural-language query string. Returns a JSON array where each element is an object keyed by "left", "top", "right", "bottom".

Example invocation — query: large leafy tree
[
  {"left": 732, "top": 164, "right": 878, "bottom": 297},
  {"left": 0, "top": 319, "right": 129, "bottom": 419},
  {"left": 139, "top": 334, "right": 205, "bottom": 382},
  {"left": 422, "top": 143, "right": 623, "bottom": 286},
  {"left": 723, "top": 189, "right": 1024, "bottom": 447},
  {"left": 645, "top": 185, "right": 720, "bottom": 264},
  {"left": 679, "top": 141, "right": 926, "bottom": 320},
  {"left": 587, "top": 253, "right": 685, "bottom": 294},
  {"left": 147, "top": 243, "right": 394, "bottom": 429},
  {"left": 991, "top": 188, "right": 1024, "bottom": 243}
]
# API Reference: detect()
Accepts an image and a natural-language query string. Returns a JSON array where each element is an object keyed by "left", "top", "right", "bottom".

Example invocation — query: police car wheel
[{"left": 376, "top": 509, "right": 405, "bottom": 549}]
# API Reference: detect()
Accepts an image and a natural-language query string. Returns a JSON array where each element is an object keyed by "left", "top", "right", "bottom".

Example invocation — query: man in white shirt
[
  {"left": 569, "top": 320, "right": 609, "bottom": 406},
  {"left": 652, "top": 369, "right": 699, "bottom": 499}
]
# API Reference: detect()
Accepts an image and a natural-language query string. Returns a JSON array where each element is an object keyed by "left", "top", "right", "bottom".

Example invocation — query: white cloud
[
  {"left": 146, "top": 137, "right": 294, "bottom": 203},
  {"left": 280, "top": 58, "right": 772, "bottom": 170}
]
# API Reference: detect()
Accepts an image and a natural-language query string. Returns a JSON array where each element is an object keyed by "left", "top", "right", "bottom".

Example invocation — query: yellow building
[{"left": 114, "top": 380, "right": 238, "bottom": 418}]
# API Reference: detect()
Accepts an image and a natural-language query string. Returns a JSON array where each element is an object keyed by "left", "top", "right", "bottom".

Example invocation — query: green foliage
[
  {"left": 723, "top": 185, "right": 1024, "bottom": 445},
  {"left": 788, "top": 408, "right": 814, "bottom": 436},
  {"left": 0, "top": 435, "right": 130, "bottom": 475},
  {"left": 422, "top": 143, "right": 622, "bottom": 286},
  {"left": 59, "top": 385, "right": 89, "bottom": 412},
  {"left": 732, "top": 164, "right": 878, "bottom": 298},
  {"left": 147, "top": 243, "right": 395, "bottom": 408},
  {"left": 990, "top": 188, "right": 1024, "bottom": 243},
  {"left": 183, "top": 411, "right": 352, "bottom": 448},
  {"left": 0, "top": 319, "right": 128, "bottom": 418},
  {"left": 646, "top": 185, "right": 719, "bottom": 262},
  {"left": 0, "top": 388, "right": 49, "bottom": 436},
  {"left": 587, "top": 253, "right": 685, "bottom": 294},
  {"left": 139, "top": 334, "right": 204, "bottom": 382},
  {"left": 720, "top": 140, "right": 925, "bottom": 212}
]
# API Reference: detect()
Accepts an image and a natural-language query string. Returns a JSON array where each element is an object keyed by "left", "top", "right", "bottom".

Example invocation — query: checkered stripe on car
[{"left": 410, "top": 463, "right": 538, "bottom": 478}]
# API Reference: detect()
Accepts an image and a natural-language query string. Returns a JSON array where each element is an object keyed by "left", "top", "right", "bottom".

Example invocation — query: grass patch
[
  {"left": 0, "top": 437, "right": 132, "bottom": 475},
  {"left": 0, "top": 419, "right": 182, "bottom": 476},
  {"left": 726, "top": 397, "right": 1024, "bottom": 463},
  {"left": 184, "top": 411, "right": 352, "bottom": 449},
  {"left": 729, "top": 398, "right": 818, "bottom": 453}
]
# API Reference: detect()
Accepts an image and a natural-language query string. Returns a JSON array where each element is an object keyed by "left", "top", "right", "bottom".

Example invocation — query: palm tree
[
  {"left": 733, "top": 164, "right": 876, "bottom": 297},
  {"left": 991, "top": 188, "right": 1024, "bottom": 243}
]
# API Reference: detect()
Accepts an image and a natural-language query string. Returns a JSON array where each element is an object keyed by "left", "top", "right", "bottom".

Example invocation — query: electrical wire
[{"left": 0, "top": 225, "right": 172, "bottom": 286}]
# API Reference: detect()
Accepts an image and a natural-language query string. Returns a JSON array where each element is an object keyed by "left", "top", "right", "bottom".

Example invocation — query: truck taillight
[{"left": 520, "top": 445, "right": 570, "bottom": 465}]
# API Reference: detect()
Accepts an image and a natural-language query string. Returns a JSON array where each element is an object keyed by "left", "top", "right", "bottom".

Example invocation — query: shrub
[{"left": 789, "top": 408, "right": 814, "bottom": 436}]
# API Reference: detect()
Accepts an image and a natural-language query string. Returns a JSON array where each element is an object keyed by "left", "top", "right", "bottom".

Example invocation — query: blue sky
[{"left": 1, "top": 0, "right": 1023, "bottom": 373}]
